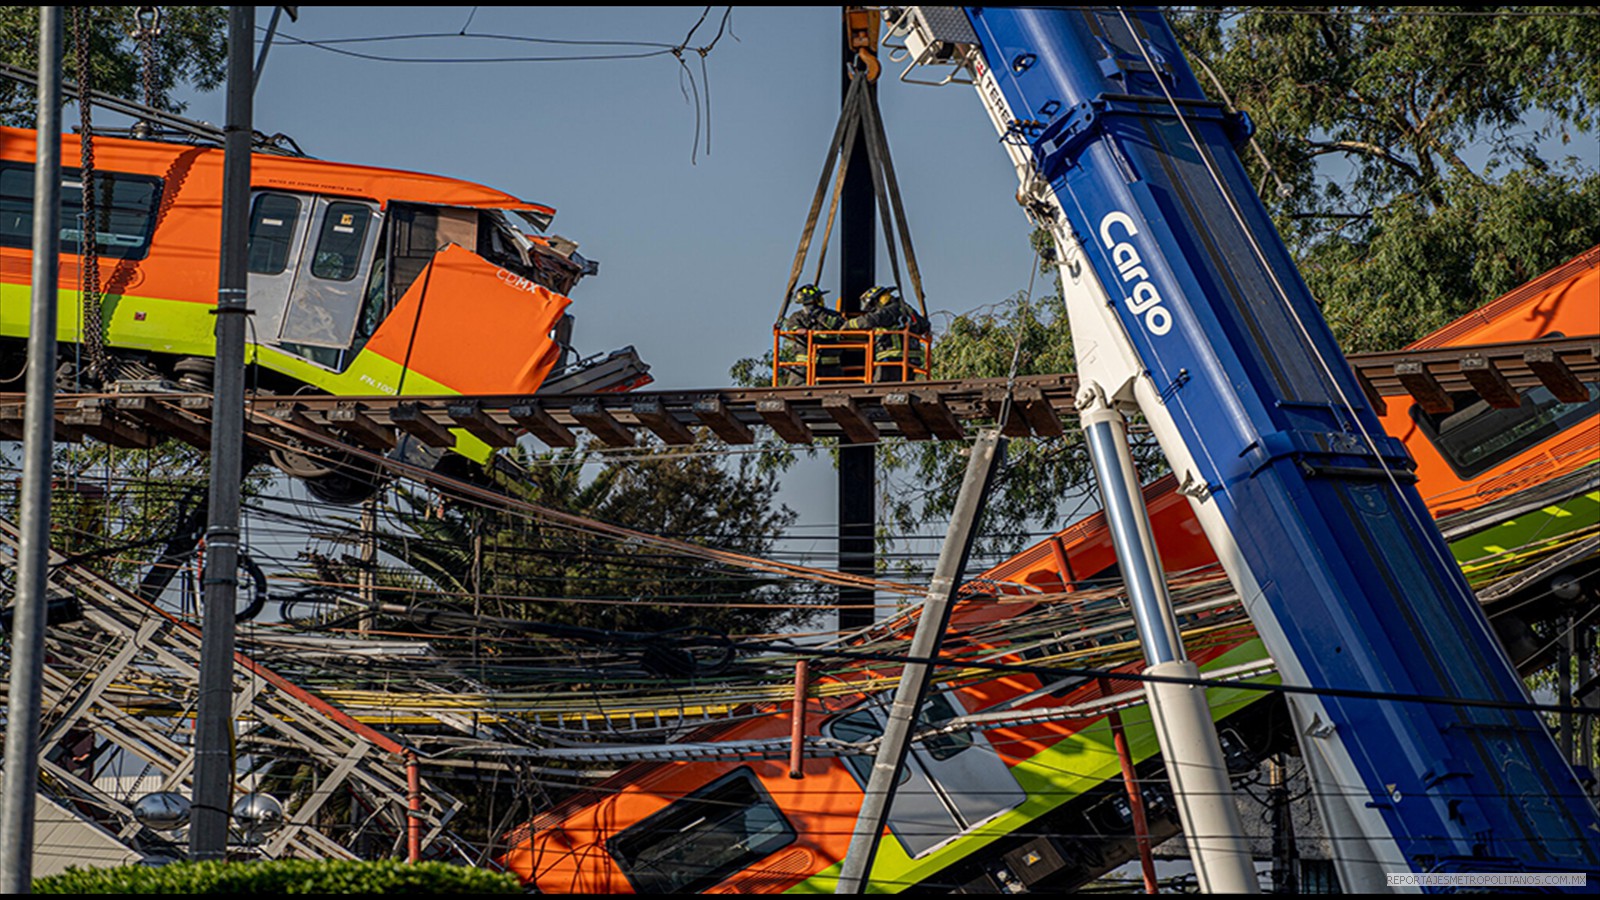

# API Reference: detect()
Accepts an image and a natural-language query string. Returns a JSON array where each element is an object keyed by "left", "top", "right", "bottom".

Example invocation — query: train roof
[{"left": 0, "top": 126, "right": 558, "bottom": 227}]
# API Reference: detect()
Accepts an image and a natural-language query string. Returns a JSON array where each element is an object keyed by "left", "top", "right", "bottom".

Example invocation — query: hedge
[{"left": 33, "top": 859, "right": 523, "bottom": 894}]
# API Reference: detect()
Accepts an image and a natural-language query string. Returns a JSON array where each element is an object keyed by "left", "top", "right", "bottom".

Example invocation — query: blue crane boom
[{"left": 901, "top": 6, "right": 1600, "bottom": 889}]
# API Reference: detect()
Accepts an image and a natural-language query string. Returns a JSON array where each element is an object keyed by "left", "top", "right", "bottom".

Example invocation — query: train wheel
[
  {"left": 173, "top": 357, "right": 215, "bottom": 392},
  {"left": 269, "top": 441, "right": 388, "bottom": 505}
]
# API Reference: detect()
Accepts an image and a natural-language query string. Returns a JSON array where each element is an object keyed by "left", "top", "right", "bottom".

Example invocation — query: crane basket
[{"left": 772, "top": 36, "right": 932, "bottom": 387}]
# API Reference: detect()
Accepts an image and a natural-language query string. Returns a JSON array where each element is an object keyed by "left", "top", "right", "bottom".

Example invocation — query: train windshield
[
  {"left": 1412, "top": 381, "right": 1600, "bottom": 479},
  {"left": 606, "top": 768, "right": 794, "bottom": 894}
]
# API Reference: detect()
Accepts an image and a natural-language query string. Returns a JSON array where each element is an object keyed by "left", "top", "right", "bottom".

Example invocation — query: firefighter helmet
[
  {"left": 795, "top": 284, "right": 828, "bottom": 306},
  {"left": 862, "top": 285, "right": 897, "bottom": 307}
]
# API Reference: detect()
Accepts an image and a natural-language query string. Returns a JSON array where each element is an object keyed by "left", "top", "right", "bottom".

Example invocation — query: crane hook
[
  {"left": 853, "top": 47, "right": 882, "bottom": 82},
  {"left": 845, "top": 6, "right": 881, "bottom": 83}
]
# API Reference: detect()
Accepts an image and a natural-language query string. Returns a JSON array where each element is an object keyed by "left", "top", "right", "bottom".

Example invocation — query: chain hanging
[
  {"left": 72, "top": 6, "right": 109, "bottom": 386},
  {"left": 131, "top": 6, "right": 161, "bottom": 137}
]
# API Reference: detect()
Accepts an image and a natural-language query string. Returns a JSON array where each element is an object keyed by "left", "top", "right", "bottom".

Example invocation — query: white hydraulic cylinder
[
  {"left": 1146, "top": 660, "right": 1260, "bottom": 894},
  {"left": 1080, "top": 400, "right": 1258, "bottom": 894}
]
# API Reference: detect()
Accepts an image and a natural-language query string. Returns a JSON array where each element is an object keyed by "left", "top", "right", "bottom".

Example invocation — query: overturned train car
[{"left": 0, "top": 127, "right": 645, "bottom": 495}]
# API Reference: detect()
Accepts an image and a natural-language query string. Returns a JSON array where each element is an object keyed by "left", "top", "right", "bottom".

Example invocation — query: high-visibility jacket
[
  {"left": 783, "top": 305, "right": 846, "bottom": 366},
  {"left": 847, "top": 300, "right": 926, "bottom": 369}
]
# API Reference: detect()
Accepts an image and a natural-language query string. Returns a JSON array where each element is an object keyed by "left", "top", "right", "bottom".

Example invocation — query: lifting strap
[
  {"left": 860, "top": 85, "right": 926, "bottom": 320},
  {"left": 810, "top": 81, "right": 864, "bottom": 296},
  {"left": 780, "top": 73, "right": 866, "bottom": 326},
  {"left": 777, "top": 67, "right": 928, "bottom": 326}
]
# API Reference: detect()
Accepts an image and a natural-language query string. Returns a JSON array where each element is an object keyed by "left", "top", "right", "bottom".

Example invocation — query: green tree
[
  {"left": 0, "top": 6, "right": 228, "bottom": 126},
  {"left": 0, "top": 441, "right": 275, "bottom": 608},
  {"left": 1171, "top": 6, "right": 1600, "bottom": 350},
  {"left": 0, "top": 443, "right": 189, "bottom": 580},
  {"left": 371, "top": 441, "right": 826, "bottom": 641},
  {"left": 879, "top": 289, "right": 1098, "bottom": 563}
]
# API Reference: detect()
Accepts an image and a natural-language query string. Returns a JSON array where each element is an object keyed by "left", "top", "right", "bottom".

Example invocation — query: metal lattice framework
[{"left": 0, "top": 518, "right": 465, "bottom": 863}]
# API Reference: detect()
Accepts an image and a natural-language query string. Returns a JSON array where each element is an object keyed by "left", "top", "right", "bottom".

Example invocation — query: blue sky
[
  {"left": 198, "top": 6, "right": 1040, "bottom": 389},
  {"left": 169, "top": 6, "right": 1043, "bottom": 534}
]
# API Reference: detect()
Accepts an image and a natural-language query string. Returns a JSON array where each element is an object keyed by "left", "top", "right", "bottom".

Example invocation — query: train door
[
  {"left": 825, "top": 690, "right": 1026, "bottom": 857},
  {"left": 279, "top": 197, "right": 380, "bottom": 351},
  {"left": 247, "top": 192, "right": 381, "bottom": 359},
  {"left": 246, "top": 191, "right": 313, "bottom": 339}
]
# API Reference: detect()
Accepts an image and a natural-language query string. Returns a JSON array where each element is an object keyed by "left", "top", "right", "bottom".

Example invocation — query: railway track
[{"left": 4, "top": 336, "right": 1592, "bottom": 453}]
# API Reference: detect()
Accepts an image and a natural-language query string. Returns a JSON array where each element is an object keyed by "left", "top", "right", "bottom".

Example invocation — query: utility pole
[
  {"left": 0, "top": 9, "right": 62, "bottom": 892},
  {"left": 835, "top": 430, "right": 1004, "bottom": 893},
  {"left": 1268, "top": 753, "right": 1299, "bottom": 894},
  {"left": 358, "top": 496, "right": 376, "bottom": 635},
  {"left": 837, "top": 8, "right": 878, "bottom": 633},
  {"left": 190, "top": 5, "right": 254, "bottom": 861}
]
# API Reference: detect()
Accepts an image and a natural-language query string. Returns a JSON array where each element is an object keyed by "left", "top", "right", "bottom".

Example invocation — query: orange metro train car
[{"left": 0, "top": 127, "right": 621, "bottom": 495}]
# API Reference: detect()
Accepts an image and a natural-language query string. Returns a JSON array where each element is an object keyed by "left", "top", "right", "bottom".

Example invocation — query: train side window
[
  {"left": 310, "top": 201, "right": 372, "bottom": 281},
  {"left": 826, "top": 694, "right": 971, "bottom": 774},
  {"left": 0, "top": 163, "right": 161, "bottom": 260},
  {"left": 828, "top": 709, "right": 912, "bottom": 787},
  {"left": 606, "top": 768, "right": 795, "bottom": 894},
  {"left": 1411, "top": 382, "right": 1600, "bottom": 480},
  {"left": 247, "top": 193, "right": 302, "bottom": 274},
  {"left": 0, "top": 165, "right": 30, "bottom": 241},
  {"left": 352, "top": 229, "right": 390, "bottom": 347},
  {"left": 917, "top": 691, "right": 975, "bottom": 761}
]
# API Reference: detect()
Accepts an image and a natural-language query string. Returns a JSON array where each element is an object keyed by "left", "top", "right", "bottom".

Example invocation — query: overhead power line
[
  {"left": 1162, "top": 5, "right": 1600, "bottom": 19},
  {"left": 269, "top": 33, "right": 677, "bottom": 65},
  {"left": 265, "top": 6, "right": 734, "bottom": 65}
]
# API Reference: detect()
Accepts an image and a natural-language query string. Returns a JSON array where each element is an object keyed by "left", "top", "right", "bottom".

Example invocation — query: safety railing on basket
[{"left": 772, "top": 327, "right": 932, "bottom": 386}]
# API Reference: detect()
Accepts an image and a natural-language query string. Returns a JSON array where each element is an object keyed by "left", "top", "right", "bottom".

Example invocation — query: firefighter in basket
[
  {"left": 780, "top": 284, "right": 844, "bottom": 385},
  {"left": 845, "top": 285, "right": 930, "bottom": 382}
]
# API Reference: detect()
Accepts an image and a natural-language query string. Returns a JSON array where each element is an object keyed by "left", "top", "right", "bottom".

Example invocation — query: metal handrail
[{"left": 772, "top": 327, "right": 933, "bottom": 386}]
